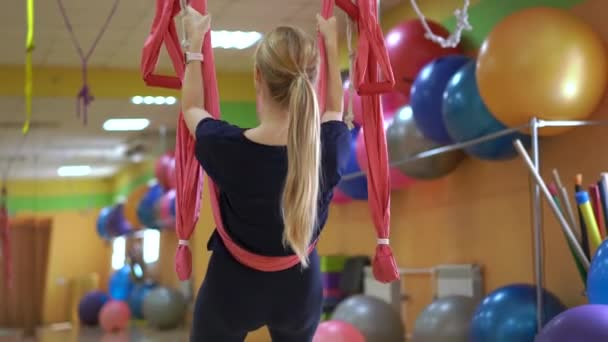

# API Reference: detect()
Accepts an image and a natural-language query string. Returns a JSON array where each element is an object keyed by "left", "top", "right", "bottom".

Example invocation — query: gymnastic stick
[
  {"left": 552, "top": 169, "right": 581, "bottom": 243},
  {"left": 513, "top": 139, "right": 590, "bottom": 269}
]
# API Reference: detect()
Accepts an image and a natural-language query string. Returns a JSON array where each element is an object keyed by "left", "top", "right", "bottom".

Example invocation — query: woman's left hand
[{"left": 184, "top": 6, "right": 211, "bottom": 48}]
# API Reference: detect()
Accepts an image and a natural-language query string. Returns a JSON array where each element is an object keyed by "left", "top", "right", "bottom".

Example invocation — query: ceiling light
[
  {"left": 154, "top": 96, "right": 166, "bottom": 105},
  {"left": 165, "top": 96, "right": 177, "bottom": 105},
  {"left": 211, "top": 30, "right": 262, "bottom": 50},
  {"left": 143, "top": 96, "right": 155, "bottom": 105},
  {"left": 103, "top": 118, "right": 150, "bottom": 131},
  {"left": 131, "top": 96, "right": 144, "bottom": 105},
  {"left": 57, "top": 165, "right": 92, "bottom": 177}
]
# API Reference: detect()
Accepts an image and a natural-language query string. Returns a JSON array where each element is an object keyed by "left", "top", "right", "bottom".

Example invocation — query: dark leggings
[{"left": 190, "top": 248, "right": 322, "bottom": 342}]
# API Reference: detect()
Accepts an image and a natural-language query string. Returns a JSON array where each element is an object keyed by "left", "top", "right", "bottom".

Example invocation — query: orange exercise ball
[
  {"left": 476, "top": 7, "right": 607, "bottom": 136},
  {"left": 123, "top": 184, "right": 148, "bottom": 230}
]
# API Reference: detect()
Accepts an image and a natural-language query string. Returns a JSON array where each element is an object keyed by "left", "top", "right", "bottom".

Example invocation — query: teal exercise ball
[
  {"left": 470, "top": 284, "right": 566, "bottom": 342},
  {"left": 442, "top": 61, "right": 531, "bottom": 160}
]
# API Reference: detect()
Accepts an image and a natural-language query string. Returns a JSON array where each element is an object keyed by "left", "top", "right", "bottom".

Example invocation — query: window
[
  {"left": 111, "top": 236, "right": 126, "bottom": 270},
  {"left": 142, "top": 229, "right": 160, "bottom": 264},
  {"left": 111, "top": 229, "right": 160, "bottom": 270}
]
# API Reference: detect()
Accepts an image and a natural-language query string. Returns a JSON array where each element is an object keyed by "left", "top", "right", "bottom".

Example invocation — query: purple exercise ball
[
  {"left": 78, "top": 291, "right": 109, "bottom": 326},
  {"left": 536, "top": 305, "right": 608, "bottom": 342}
]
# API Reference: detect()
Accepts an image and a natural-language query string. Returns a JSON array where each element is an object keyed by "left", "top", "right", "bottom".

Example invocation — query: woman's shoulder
[{"left": 196, "top": 118, "right": 245, "bottom": 140}]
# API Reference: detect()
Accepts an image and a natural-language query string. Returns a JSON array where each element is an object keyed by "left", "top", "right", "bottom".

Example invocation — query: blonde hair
[{"left": 255, "top": 27, "right": 320, "bottom": 267}]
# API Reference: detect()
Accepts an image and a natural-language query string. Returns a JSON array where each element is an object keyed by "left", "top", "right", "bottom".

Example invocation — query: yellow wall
[{"left": 42, "top": 210, "right": 112, "bottom": 324}]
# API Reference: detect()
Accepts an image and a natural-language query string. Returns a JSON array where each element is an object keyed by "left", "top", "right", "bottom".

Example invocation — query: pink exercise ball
[
  {"left": 313, "top": 320, "right": 365, "bottom": 342},
  {"left": 155, "top": 152, "right": 175, "bottom": 190},
  {"left": 332, "top": 188, "right": 353, "bottom": 204},
  {"left": 99, "top": 300, "right": 131, "bottom": 333},
  {"left": 381, "top": 91, "right": 409, "bottom": 119},
  {"left": 355, "top": 124, "right": 414, "bottom": 190},
  {"left": 385, "top": 20, "right": 461, "bottom": 97}
]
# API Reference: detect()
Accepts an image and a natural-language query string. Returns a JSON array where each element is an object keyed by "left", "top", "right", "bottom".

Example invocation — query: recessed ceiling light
[
  {"left": 211, "top": 30, "right": 262, "bottom": 50},
  {"left": 165, "top": 96, "right": 177, "bottom": 105},
  {"left": 58, "top": 165, "right": 91, "bottom": 177},
  {"left": 154, "top": 96, "right": 166, "bottom": 105},
  {"left": 131, "top": 96, "right": 177, "bottom": 106},
  {"left": 103, "top": 118, "right": 150, "bottom": 131},
  {"left": 131, "top": 96, "right": 144, "bottom": 105}
]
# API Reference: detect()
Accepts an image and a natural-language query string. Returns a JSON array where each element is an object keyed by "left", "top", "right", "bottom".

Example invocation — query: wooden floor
[{"left": 0, "top": 325, "right": 189, "bottom": 342}]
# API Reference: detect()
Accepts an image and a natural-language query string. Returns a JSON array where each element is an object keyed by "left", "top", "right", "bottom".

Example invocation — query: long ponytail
[{"left": 282, "top": 74, "right": 321, "bottom": 267}]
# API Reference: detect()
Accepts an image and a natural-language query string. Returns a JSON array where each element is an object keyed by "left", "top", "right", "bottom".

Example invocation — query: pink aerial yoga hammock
[{"left": 141, "top": 0, "right": 399, "bottom": 283}]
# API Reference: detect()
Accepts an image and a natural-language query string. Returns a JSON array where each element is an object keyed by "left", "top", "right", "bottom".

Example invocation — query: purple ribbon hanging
[{"left": 56, "top": 0, "right": 120, "bottom": 125}]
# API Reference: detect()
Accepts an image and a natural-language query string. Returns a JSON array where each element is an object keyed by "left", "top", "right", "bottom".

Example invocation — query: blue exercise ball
[
  {"left": 336, "top": 126, "right": 368, "bottom": 200},
  {"left": 78, "top": 291, "right": 109, "bottom": 326},
  {"left": 137, "top": 184, "right": 164, "bottom": 229},
  {"left": 411, "top": 55, "right": 471, "bottom": 144},
  {"left": 106, "top": 204, "right": 133, "bottom": 237},
  {"left": 128, "top": 282, "right": 157, "bottom": 319},
  {"left": 96, "top": 207, "right": 112, "bottom": 240},
  {"left": 108, "top": 265, "right": 134, "bottom": 301},
  {"left": 471, "top": 284, "right": 566, "bottom": 342},
  {"left": 442, "top": 61, "right": 531, "bottom": 160},
  {"left": 588, "top": 239, "right": 608, "bottom": 304}
]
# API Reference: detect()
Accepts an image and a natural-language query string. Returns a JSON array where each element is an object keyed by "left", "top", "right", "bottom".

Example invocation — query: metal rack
[{"left": 342, "top": 117, "right": 608, "bottom": 332}]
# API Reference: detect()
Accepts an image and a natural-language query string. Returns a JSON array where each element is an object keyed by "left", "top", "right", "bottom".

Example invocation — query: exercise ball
[
  {"left": 381, "top": 91, "right": 409, "bottom": 119},
  {"left": 411, "top": 55, "right": 471, "bottom": 144},
  {"left": 128, "top": 282, "right": 157, "bottom": 319},
  {"left": 99, "top": 300, "right": 131, "bottom": 333},
  {"left": 159, "top": 189, "right": 176, "bottom": 229},
  {"left": 587, "top": 239, "right": 608, "bottom": 304},
  {"left": 343, "top": 81, "right": 364, "bottom": 125},
  {"left": 412, "top": 295, "right": 477, "bottom": 342},
  {"left": 386, "top": 20, "right": 461, "bottom": 96},
  {"left": 332, "top": 295, "right": 405, "bottom": 342},
  {"left": 97, "top": 206, "right": 112, "bottom": 240},
  {"left": 442, "top": 61, "right": 531, "bottom": 160},
  {"left": 536, "top": 305, "right": 608, "bottom": 342},
  {"left": 313, "top": 320, "right": 365, "bottom": 342},
  {"left": 106, "top": 204, "right": 132, "bottom": 237},
  {"left": 387, "top": 106, "right": 464, "bottom": 180},
  {"left": 142, "top": 287, "right": 187, "bottom": 330},
  {"left": 476, "top": 7, "right": 607, "bottom": 136},
  {"left": 332, "top": 188, "right": 352, "bottom": 205},
  {"left": 355, "top": 124, "right": 414, "bottom": 190},
  {"left": 470, "top": 284, "right": 566, "bottom": 342},
  {"left": 336, "top": 127, "right": 367, "bottom": 200},
  {"left": 155, "top": 152, "right": 175, "bottom": 190},
  {"left": 137, "top": 183, "right": 164, "bottom": 229},
  {"left": 78, "top": 291, "right": 109, "bottom": 326},
  {"left": 108, "top": 265, "right": 134, "bottom": 301},
  {"left": 124, "top": 184, "right": 148, "bottom": 230}
]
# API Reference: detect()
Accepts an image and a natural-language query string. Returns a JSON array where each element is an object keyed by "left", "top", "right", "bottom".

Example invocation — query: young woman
[{"left": 181, "top": 7, "right": 351, "bottom": 342}]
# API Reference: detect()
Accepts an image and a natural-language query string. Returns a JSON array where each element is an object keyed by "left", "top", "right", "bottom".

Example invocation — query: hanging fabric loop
[
  {"left": 318, "top": 0, "right": 399, "bottom": 283},
  {"left": 56, "top": 0, "right": 120, "bottom": 124}
]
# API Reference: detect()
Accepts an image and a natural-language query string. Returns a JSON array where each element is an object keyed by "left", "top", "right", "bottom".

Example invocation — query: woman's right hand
[
  {"left": 184, "top": 6, "right": 211, "bottom": 50},
  {"left": 316, "top": 14, "right": 338, "bottom": 47}
]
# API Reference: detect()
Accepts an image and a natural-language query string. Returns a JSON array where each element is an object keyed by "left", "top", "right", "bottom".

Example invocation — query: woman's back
[{"left": 195, "top": 118, "right": 351, "bottom": 256}]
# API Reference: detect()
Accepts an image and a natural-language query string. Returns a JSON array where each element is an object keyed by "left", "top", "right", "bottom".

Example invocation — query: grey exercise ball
[
  {"left": 142, "top": 286, "right": 187, "bottom": 330},
  {"left": 332, "top": 295, "right": 405, "bottom": 342},
  {"left": 387, "top": 106, "right": 464, "bottom": 180},
  {"left": 413, "top": 295, "right": 478, "bottom": 342}
]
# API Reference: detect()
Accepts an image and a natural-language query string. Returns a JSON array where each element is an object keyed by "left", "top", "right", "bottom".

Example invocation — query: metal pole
[
  {"left": 530, "top": 117, "right": 544, "bottom": 332},
  {"left": 514, "top": 140, "right": 590, "bottom": 268}
]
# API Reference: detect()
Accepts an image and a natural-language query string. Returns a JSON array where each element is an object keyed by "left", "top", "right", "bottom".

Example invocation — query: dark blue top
[{"left": 195, "top": 118, "right": 351, "bottom": 257}]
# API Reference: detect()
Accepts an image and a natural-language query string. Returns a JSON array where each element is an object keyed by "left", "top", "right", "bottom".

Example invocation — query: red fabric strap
[
  {"left": 319, "top": 0, "right": 399, "bottom": 283},
  {"left": 142, "top": 0, "right": 313, "bottom": 276}
]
